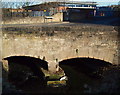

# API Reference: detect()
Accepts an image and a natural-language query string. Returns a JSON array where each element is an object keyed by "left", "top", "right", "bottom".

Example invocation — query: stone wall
[
  {"left": 2, "top": 13, "right": 63, "bottom": 24},
  {"left": 2, "top": 25, "right": 119, "bottom": 71}
]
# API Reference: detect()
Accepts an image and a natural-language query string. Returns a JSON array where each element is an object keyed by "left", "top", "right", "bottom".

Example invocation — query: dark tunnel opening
[
  {"left": 59, "top": 57, "right": 112, "bottom": 90},
  {"left": 3, "top": 56, "right": 48, "bottom": 89}
]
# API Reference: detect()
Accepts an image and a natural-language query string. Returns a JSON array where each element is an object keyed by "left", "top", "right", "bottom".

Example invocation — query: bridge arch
[
  {"left": 2, "top": 56, "right": 48, "bottom": 85},
  {"left": 58, "top": 57, "right": 112, "bottom": 89}
]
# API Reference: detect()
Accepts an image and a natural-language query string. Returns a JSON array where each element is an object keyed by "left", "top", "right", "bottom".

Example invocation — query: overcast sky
[
  {"left": 76, "top": 0, "right": 119, "bottom": 6},
  {"left": 1, "top": 0, "right": 120, "bottom": 6}
]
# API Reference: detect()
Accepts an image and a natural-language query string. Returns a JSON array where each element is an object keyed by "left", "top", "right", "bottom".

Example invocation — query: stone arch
[
  {"left": 59, "top": 57, "right": 112, "bottom": 89},
  {"left": 59, "top": 57, "right": 112, "bottom": 77},
  {"left": 2, "top": 56, "right": 48, "bottom": 86}
]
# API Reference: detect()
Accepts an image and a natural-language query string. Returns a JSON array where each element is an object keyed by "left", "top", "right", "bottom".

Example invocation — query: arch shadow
[
  {"left": 3, "top": 56, "right": 48, "bottom": 87},
  {"left": 59, "top": 57, "right": 112, "bottom": 78},
  {"left": 59, "top": 57, "right": 112, "bottom": 89}
]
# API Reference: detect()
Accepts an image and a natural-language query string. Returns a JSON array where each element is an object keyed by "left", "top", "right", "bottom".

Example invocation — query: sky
[
  {"left": 1, "top": 0, "right": 120, "bottom": 6},
  {"left": 78, "top": 0, "right": 120, "bottom": 6}
]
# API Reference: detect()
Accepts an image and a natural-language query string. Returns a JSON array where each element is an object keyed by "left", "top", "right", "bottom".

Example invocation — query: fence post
[{"left": 44, "top": 10, "right": 46, "bottom": 23}]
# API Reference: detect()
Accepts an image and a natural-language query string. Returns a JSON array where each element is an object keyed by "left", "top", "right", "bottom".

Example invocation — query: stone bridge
[{"left": 2, "top": 24, "right": 119, "bottom": 72}]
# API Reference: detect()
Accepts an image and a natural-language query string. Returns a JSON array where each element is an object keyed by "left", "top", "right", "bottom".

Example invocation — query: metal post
[{"left": 44, "top": 10, "right": 46, "bottom": 23}]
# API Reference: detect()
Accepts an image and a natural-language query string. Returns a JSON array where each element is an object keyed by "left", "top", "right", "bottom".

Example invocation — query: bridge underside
[
  {"left": 59, "top": 57, "right": 112, "bottom": 77},
  {"left": 2, "top": 56, "right": 48, "bottom": 86},
  {"left": 59, "top": 57, "right": 112, "bottom": 88}
]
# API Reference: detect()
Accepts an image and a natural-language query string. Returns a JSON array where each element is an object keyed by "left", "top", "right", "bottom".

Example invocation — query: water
[
  {"left": 2, "top": 58, "right": 120, "bottom": 94},
  {"left": 47, "top": 80, "right": 66, "bottom": 87}
]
